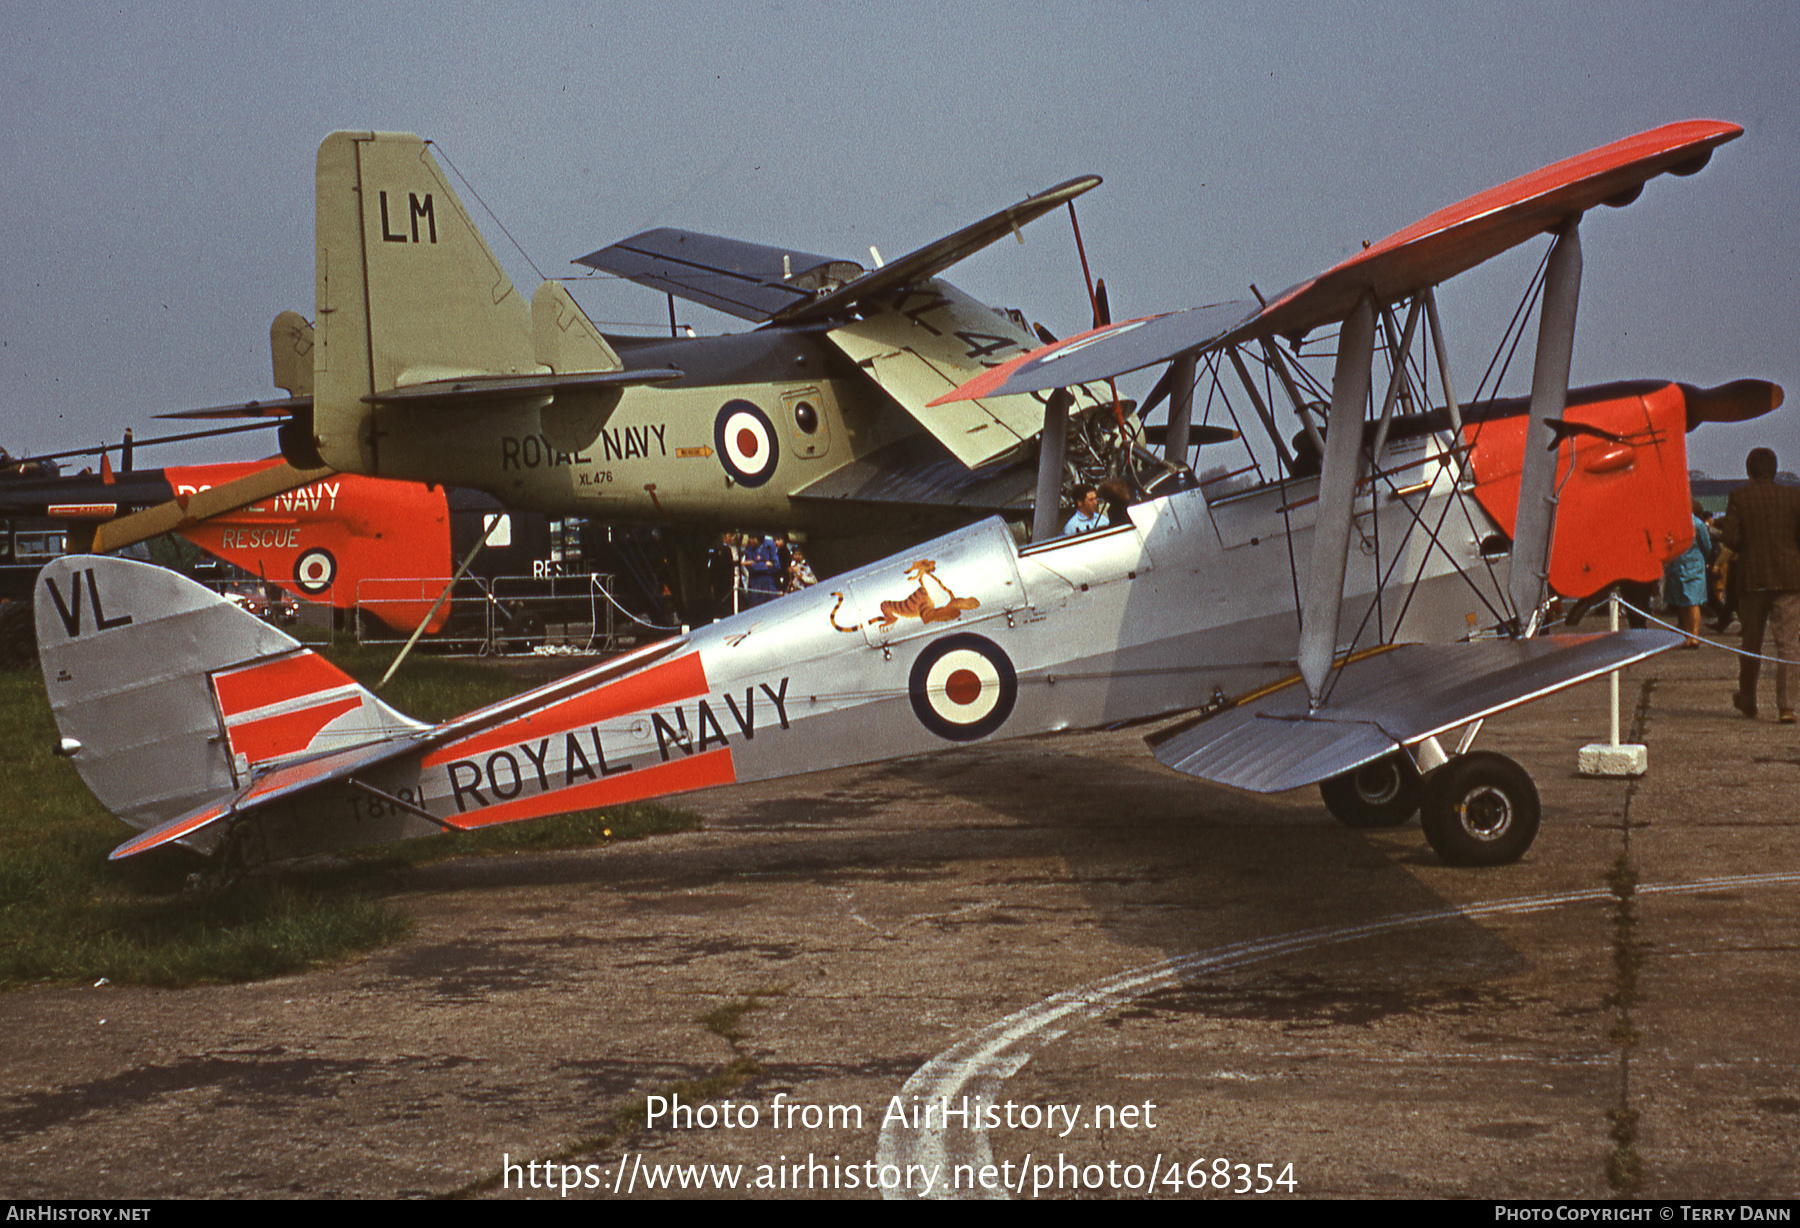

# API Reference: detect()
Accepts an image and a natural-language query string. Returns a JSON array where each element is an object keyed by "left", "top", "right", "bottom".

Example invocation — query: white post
[
  {"left": 1609, "top": 588, "right": 1621, "bottom": 747},
  {"left": 1578, "top": 587, "right": 1649, "bottom": 776}
]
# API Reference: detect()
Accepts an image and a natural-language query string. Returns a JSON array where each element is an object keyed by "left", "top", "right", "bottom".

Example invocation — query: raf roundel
[
  {"left": 714, "top": 400, "right": 780, "bottom": 487},
  {"left": 909, "top": 633, "right": 1018, "bottom": 742},
  {"left": 293, "top": 547, "right": 337, "bottom": 595}
]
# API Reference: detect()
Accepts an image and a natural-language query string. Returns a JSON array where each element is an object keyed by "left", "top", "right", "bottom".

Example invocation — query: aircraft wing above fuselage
[
  {"left": 576, "top": 176, "right": 1111, "bottom": 470},
  {"left": 934, "top": 120, "right": 1745, "bottom": 403},
  {"left": 574, "top": 229, "right": 862, "bottom": 322},
  {"left": 575, "top": 176, "right": 1101, "bottom": 328}
]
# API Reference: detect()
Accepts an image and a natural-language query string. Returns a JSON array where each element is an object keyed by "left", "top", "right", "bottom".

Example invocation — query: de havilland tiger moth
[{"left": 37, "top": 120, "right": 1783, "bottom": 871}]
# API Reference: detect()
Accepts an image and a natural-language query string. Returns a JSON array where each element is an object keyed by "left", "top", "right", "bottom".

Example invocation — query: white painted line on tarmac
[{"left": 877, "top": 872, "right": 1800, "bottom": 1199}]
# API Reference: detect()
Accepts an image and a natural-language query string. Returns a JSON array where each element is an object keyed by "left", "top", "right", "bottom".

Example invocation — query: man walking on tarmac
[{"left": 1720, "top": 447, "right": 1800, "bottom": 723}]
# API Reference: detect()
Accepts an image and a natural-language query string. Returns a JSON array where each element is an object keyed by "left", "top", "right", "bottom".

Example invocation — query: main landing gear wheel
[
  {"left": 1419, "top": 751, "right": 1540, "bottom": 866},
  {"left": 1319, "top": 753, "right": 1421, "bottom": 828}
]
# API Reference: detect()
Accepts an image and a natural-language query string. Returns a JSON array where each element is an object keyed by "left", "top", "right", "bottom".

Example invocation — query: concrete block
[{"left": 1578, "top": 742, "right": 1648, "bottom": 777}]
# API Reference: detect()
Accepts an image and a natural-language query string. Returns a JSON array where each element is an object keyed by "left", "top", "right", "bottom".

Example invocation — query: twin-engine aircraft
[
  {"left": 39, "top": 121, "right": 1782, "bottom": 872},
  {"left": 164, "top": 132, "right": 1119, "bottom": 585}
]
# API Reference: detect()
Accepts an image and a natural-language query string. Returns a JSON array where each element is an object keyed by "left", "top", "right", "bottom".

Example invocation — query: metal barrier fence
[{"left": 352, "top": 573, "right": 620, "bottom": 655}]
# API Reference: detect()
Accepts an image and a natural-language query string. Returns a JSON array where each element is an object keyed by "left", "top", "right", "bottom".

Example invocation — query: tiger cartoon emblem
[{"left": 830, "top": 559, "right": 980, "bottom": 633}]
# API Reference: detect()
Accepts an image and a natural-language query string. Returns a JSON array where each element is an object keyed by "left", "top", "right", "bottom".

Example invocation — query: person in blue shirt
[
  {"left": 742, "top": 533, "right": 783, "bottom": 607},
  {"left": 1663, "top": 501, "right": 1713, "bottom": 648},
  {"left": 1062, "top": 485, "right": 1106, "bottom": 536}
]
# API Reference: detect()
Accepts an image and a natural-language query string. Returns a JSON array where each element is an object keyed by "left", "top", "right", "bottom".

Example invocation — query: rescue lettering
[{"left": 220, "top": 527, "right": 302, "bottom": 550}]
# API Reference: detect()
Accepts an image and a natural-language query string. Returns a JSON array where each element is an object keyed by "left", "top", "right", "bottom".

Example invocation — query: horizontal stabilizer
[
  {"left": 156, "top": 395, "right": 312, "bottom": 422},
  {"left": 109, "top": 789, "right": 245, "bottom": 860},
  {"left": 109, "top": 735, "right": 432, "bottom": 860},
  {"left": 1149, "top": 631, "right": 1680, "bottom": 794}
]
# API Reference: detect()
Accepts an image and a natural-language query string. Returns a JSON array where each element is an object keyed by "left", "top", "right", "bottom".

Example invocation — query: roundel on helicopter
[{"left": 293, "top": 547, "right": 338, "bottom": 594}]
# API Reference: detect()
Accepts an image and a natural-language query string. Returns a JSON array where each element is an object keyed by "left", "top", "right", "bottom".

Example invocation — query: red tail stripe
[
  {"left": 213, "top": 651, "right": 356, "bottom": 717},
  {"left": 423, "top": 653, "right": 710, "bottom": 766},
  {"left": 226, "top": 696, "right": 363, "bottom": 767}
]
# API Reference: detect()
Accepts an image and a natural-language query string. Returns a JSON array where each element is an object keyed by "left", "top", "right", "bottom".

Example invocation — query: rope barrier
[
  {"left": 1614, "top": 599, "right": 1800, "bottom": 668},
  {"left": 591, "top": 578, "right": 683, "bottom": 633}
]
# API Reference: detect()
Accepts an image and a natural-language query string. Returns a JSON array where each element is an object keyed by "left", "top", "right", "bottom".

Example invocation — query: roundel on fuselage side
[
  {"left": 294, "top": 547, "right": 338, "bottom": 595},
  {"left": 908, "top": 633, "right": 1019, "bottom": 742},
  {"left": 714, "top": 400, "right": 780, "bottom": 487}
]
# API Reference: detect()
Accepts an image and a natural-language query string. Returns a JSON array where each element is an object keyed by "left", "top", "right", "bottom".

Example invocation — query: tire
[
  {"left": 1419, "top": 752, "right": 1540, "bottom": 866},
  {"left": 1319, "top": 753, "right": 1421, "bottom": 828}
]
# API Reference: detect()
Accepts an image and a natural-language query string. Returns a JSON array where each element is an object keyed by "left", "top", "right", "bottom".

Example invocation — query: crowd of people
[{"left": 704, "top": 530, "right": 817, "bottom": 620}]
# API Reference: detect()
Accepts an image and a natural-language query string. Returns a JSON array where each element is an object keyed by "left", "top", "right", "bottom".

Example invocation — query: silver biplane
[{"left": 37, "top": 120, "right": 1783, "bottom": 870}]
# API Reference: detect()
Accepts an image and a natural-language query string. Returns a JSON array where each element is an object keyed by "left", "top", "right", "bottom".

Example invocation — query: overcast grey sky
[{"left": 3, "top": 0, "right": 1795, "bottom": 475}]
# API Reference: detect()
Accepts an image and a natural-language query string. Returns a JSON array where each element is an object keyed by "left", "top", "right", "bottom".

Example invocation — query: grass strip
[{"left": 0, "top": 644, "right": 699, "bottom": 991}]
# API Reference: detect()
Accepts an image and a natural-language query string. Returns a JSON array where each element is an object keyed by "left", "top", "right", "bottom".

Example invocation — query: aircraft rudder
[
  {"left": 312, "top": 130, "right": 537, "bottom": 473},
  {"left": 36, "top": 556, "right": 422, "bottom": 848}
]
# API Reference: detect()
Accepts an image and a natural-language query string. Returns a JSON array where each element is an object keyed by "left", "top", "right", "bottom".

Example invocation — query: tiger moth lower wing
[{"left": 1147, "top": 632, "right": 1680, "bottom": 794}]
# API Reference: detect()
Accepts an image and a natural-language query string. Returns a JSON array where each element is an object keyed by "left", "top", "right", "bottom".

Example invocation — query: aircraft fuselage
[{"left": 220, "top": 440, "right": 1508, "bottom": 862}]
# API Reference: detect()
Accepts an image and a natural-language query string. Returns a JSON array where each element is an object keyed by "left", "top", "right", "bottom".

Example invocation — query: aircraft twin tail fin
[
  {"left": 36, "top": 557, "right": 424, "bottom": 853},
  {"left": 311, "top": 131, "right": 627, "bottom": 473}
]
